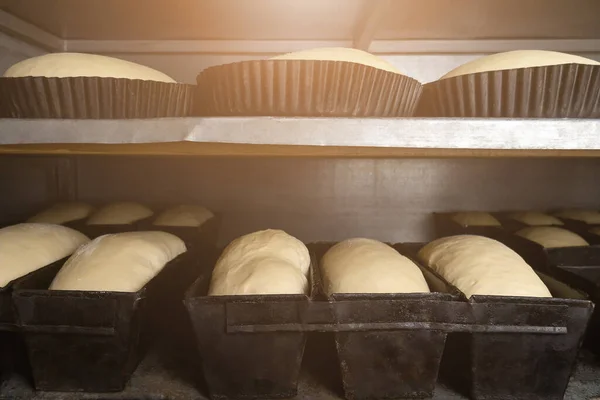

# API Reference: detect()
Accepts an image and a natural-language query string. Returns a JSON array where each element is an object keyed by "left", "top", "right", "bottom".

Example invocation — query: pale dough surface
[
  {"left": 50, "top": 231, "right": 186, "bottom": 292},
  {"left": 0, "top": 223, "right": 89, "bottom": 287},
  {"left": 441, "top": 50, "right": 600, "bottom": 80},
  {"left": 86, "top": 202, "right": 153, "bottom": 225},
  {"left": 4, "top": 53, "right": 176, "bottom": 83},
  {"left": 209, "top": 229, "right": 310, "bottom": 296},
  {"left": 516, "top": 227, "right": 588, "bottom": 248},
  {"left": 452, "top": 212, "right": 501, "bottom": 227},
  {"left": 271, "top": 47, "right": 402, "bottom": 74},
  {"left": 508, "top": 212, "right": 563, "bottom": 226},
  {"left": 153, "top": 205, "right": 214, "bottom": 227},
  {"left": 321, "top": 238, "right": 429, "bottom": 295},
  {"left": 553, "top": 210, "right": 600, "bottom": 224},
  {"left": 28, "top": 202, "right": 94, "bottom": 225},
  {"left": 418, "top": 235, "right": 551, "bottom": 298}
]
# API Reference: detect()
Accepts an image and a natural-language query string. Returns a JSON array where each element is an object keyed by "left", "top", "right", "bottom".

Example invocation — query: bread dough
[
  {"left": 209, "top": 229, "right": 310, "bottom": 296},
  {"left": 441, "top": 50, "right": 600, "bottom": 80},
  {"left": 320, "top": 238, "right": 429, "bottom": 295},
  {"left": 50, "top": 231, "right": 186, "bottom": 292},
  {"left": 3, "top": 53, "right": 176, "bottom": 83},
  {"left": 0, "top": 223, "right": 89, "bottom": 287},
  {"left": 208, "top": 257, "right": 308, "bottom": 296},
  {"left": 28, "top": 202, "right": 94, "bottom": 225},
  {"left": 271, "top": 47, "right": 402, "bottom": 74},
  {"left": 86, "top": 202, "right": 153, "bottom": 225},
  {"left": 451, "top": 212, "right": 501, "bottom": 227},
  {"left": 508, "top": 212, "right": 563, "bottom": 226},
  {"left": 516, "top": 227, "right": 588, "bottom": 248},
  {"left": 418, "top": 235, "right": 551, "bottom": 298},
  {"left": 153, "top": 205, "right": 214, "bottom": 227},
  {"left": 553, "top": 209, "right": 600, "bottom": 224}
]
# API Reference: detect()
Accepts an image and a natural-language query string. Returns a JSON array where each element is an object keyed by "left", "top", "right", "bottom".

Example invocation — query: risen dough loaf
[
  {"left": 516, "top": 227, "right": 588, "bottom": 248},
  {"left": 271, "top": 47, "right": 402, "bottom": 74},
  {"left": 0, "top": 223, "right": 89, "bottom": 287},
  {"left": 209, "top": 229, "right": 310, "bottom": 296},
  {"left": 4, "top": 53, "right": 176, "bottom": 83},
  {"left": 86, "top": 202, "right": 153, "bottom": 225},
  {"left": 553, "top": 210, "right": 600, "bottom": 224},
  {"left": 451, "top": 212, "right": 501, "bottom": 227},
  {"left": 28, "top": 202, "right": 94, "bottom": 225},
  {"left": 418, "top": 235, "right": 551, "bottom": 298},
  {"left": 50, "top": 231, "right": 186, "bottom": 292},
  {"left": 153, "top": 205, "right": 214, "bottom": 227},
  {"left": 508, "top": 212, "right": 563, "bottom": 226},
  {"left": 321, "top": 238, "right": 429, "bottom": 295},
  {"left": 441, "top": 50, "right": 600, "bottom": 80}
]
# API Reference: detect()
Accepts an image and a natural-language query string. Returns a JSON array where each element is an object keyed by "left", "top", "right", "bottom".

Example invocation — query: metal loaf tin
[
  {"left": 0, "top": 259, "right": 65, "bottom": 383},
  {"left": 184, "top": 250, "right": 311, "bottom": 400},
  {"left": 70, "top": 216, "right": 154, "bottom": 239},
  {"left": 491, "top": 231, "right": 600, "bottom": 356},
  {"left": 551, "top": 217, "right": 600, "bottom": 245},
  {"left": 12, "top": 251, "right": 194, "bottom": 393},
  {"left": 400, "top": 242, "right": 593, "bottom": 400},
  {"left": 433, "top": 212, "right": 505, "bottom": 239},
  {"left": 311, "top": 242, "right": 465, "bottom": 400}
]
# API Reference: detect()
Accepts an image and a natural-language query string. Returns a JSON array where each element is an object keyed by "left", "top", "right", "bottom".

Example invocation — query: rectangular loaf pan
[
  {"left": 196, "top": 60, "right": 422, "bottom": 117},
  {"left": 418, "top": 64, "right": 600, "bottom": 118},
  {"left": 0, "top": 258, "right": 66, "bottom": 385},
  {"left": 12, "top": 251, "right": 195, "bottom": 393},
  {"left": 0, "top": 77, "right": 195, "bottom": 119},
  {"left": 400, "top": 241, "right": 593, "bottom": 400}
]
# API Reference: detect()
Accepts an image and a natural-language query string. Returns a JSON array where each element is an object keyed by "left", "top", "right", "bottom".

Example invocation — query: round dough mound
[
  {"left": 4, "top": 53, "right": 176, "bottom": 83},
  {"left": 208, "top": 257, "right": 308, "bottom": 296},
  {"left": 321, "top": 238, "right": 429, "bottom": 295},
  {"left": 50, "top": 231, "right": 186, "bottom": 292},
  {"left": 418, "top": 235, "right": 551, "bottom": 298},
  {"left": 508, "top": 212, "right": 563, "bottom": 226},
  {"left": 452, "top": 212, "right": 501, "bottom": 227},
  {"left": 271, "top": 47, "right": 402, "bottom": 74},
  {"left": 0, "top": 223, "right": 89, "bottom": 287},
  {"left": 28, "top": 202, "right": 94, "bottom": 225},
  {"left": 553, "top": 209, "right": 600, "bottom": 224},
  {"left": 441, "top": 50, "right": 600, "bottom": 80},
  {"left": 209, "top": 229, "right": 310, "bottom": 296},
  {"left": 516, "top": 227, "right": 588, "bottom": 248},
  {"left": 153, "top": 205, "right": 214, "bottom": 228},
  {"left": 86, "top": 202, "right": 153, "bottom": 225}
]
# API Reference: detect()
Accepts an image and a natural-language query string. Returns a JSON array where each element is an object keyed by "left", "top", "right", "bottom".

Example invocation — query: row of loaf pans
[
  {"left": 434, "top": 212, "right": 600, "bottom": 354},
  {"left": 1, "top": 60, "right": 600, "bottom": 118},
  {"left": 0, "top": 238, "right": 592, "bottom": 400}
]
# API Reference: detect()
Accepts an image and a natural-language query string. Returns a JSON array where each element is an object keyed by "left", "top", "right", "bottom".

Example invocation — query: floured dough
[
  {"left": 4, "top": 53, "right": 176, "bottom": 83},
  {"left": 86, "top": 202, "right": 153, "bottom": 225},
  {"left": 451, "top": 212, "right": 501, "bottom": 227},
  {"left": 208, "top": 257, "right": 308, "bottom": 296},
  {"left": 418, "top": 235, "right": 551, "bottom": 298},
  {"left": 553, "top": 209, "right": 600, "bottom": 224},
  {"left": 209, "top": 229, "right": 310, "bottom": 296},
  {"left": 508, "top": 212, "right": 563, "bottom": 226},
  {"left": 271, "top": 47, "right": 402, "bottom": 74},
  {"left": 321, "top": 238, "right": 429, "bottom": 295},
  {"left": 441, "top": 50, "right": 600, "bottom": 80},
  {"left": 50, "top": 231, "right": 186, "bottom": 292},
  {"left": 153, "top": 205, "right": 214, "bottom": 228},
  {"left": 0, "top": 223, "right": 89, "bottom": 287},
  {"left": 28, "top": 202, "right": 94, "bottom": 225},
  {"left": 516, "top": 227, "right": 588, "bottom": 248}
]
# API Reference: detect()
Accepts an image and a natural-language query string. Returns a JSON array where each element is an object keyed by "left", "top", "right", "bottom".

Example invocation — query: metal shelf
[{"left": 0, "top": 118, "right": 599, "bottom": 157}]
